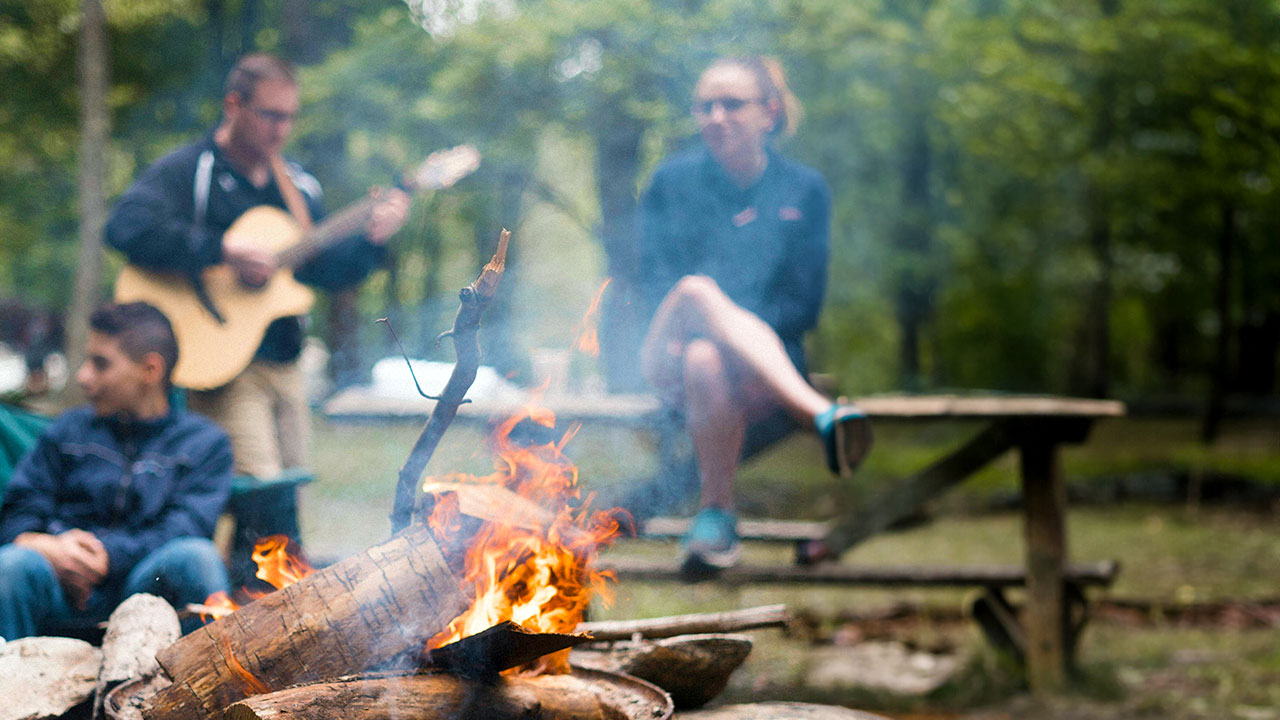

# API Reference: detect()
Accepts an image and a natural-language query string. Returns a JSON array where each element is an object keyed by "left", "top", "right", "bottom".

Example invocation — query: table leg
[{"left": 1020, "top": 437, "right": 1067, "bottom": 693}]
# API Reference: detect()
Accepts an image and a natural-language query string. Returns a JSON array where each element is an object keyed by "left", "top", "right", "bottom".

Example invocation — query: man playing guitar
[{"left": 105, "top": 53, "right": 411, "bottom": 481}]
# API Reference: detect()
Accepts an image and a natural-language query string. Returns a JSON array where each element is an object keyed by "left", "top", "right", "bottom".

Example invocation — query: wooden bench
[{"left": 619, "top": 515, "right": 1119, "bottom": 667}]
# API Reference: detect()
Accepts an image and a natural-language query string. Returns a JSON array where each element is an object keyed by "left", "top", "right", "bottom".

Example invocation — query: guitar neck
[{"left": 274, "top": 196, "right": 378, "bottom": 269}]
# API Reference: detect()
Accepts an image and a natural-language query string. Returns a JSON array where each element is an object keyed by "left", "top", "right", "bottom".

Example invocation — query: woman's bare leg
[
  {"left": 681, "top": 338, "right": 745, "bottom": 510},
  {"left": 642, "top": 275, "right": 831, "bottom": 423}
]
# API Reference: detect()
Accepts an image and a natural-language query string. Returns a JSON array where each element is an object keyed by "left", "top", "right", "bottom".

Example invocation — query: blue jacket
[
  {"left": 0, "top": 407, "right": 233, "bottom": 585},
  {"left": 104, "top": 134, "right": 387, "bottom": 363},
  {"left": 636, "top": 146, "right": 831, "bottom": 373}
]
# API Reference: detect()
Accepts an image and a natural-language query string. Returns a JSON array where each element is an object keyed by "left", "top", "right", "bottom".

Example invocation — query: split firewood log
[
  {"left": 572, "top": 634, "right": 751, "bottom": 709},
  {"left": 0, "top": 636, "right": 102, "bottom": 720},
  {"left": 577, "top": 604, "right": 790, "bottom": 641},
  {"left": 143, "top": 522, "right": 466, "bottom": 720},
  {"left": 94, "top": 593, "right": 181, "bottom": 719},
  {"left": 222, "top": 673, "right": 609, "bottom": 720}
]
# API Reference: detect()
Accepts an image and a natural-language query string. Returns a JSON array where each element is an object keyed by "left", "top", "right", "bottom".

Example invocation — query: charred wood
[
  {"left": 390, "top": 229, "right": 510, "bottom": 534},
  {"left": 143, "top": 523, "right": 465, "bottom": 720}
]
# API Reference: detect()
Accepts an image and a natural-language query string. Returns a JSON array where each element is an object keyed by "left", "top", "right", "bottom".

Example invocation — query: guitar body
[{"left": 114, "top": 206, "right": 316, "bottom": 390}]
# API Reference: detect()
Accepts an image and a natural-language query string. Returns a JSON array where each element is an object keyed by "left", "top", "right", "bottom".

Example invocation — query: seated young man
[{"left": 0, "top": 302, "right": 233, "bottom": 639}]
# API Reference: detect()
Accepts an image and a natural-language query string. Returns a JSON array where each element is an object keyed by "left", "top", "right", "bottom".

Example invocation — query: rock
[
  {"left": 805, "top": 640, "right": 965, "bottom": 696},
  {"left": 573, "top": 634, "right": 752, "bottom": 709},
  {"left": 0, "top": 636, "right": 102, "bottom": 720}
]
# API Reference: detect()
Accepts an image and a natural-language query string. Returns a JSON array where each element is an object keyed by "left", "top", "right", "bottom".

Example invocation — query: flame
[
  {"left": 571, "top": 278, "right": 611, "bottom": 357},
  {"left": 199, "top": 535, "right": 315, "bottom": 622},
  {"left": 252, "top": 535, "right": 315, "bottom": 588},
  {"left": 424, "top": 404, "right": 625, "bottom": 674},
  {"left": 199, "top": 591, "right": 240, "bottom": 623},
  {"left": 221, "top": 635, "right": 270, "bottom": 695}
]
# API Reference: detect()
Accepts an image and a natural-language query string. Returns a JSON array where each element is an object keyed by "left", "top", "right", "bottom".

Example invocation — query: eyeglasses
[
  {"left": 691, "top": 97, "right": 764, "bottom": 117},
  {"left": 246, "top": 106, "right": 297, "bottom": 125}
]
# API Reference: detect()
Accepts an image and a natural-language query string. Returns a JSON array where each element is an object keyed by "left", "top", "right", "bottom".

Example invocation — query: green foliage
[{"left": 2, "top": 0, "right": 1279, "bottom": 400}]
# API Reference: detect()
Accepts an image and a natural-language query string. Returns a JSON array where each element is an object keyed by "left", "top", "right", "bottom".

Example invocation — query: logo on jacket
[
  {"left": 779, "top": 206, "right": 803, "bottom": 221},
  {"left": 732, "top": 207, "right": 758, "bottom": 227}
]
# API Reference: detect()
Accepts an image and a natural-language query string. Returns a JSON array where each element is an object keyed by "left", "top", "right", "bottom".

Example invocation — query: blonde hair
[{"left": 705, "top": 55, "right": 804, "bottom": 137}]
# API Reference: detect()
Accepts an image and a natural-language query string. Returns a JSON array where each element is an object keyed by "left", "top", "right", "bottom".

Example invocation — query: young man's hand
[
  {"left": 15, "top": 529, "right": 110, "bottom": 610},
  {"left": 365, "top": 187, "right": 411, "bottom": 245}
]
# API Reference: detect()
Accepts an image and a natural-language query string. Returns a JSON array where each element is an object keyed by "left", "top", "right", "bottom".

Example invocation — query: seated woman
[{"left": 635, "top": 55, "right": 871, "bottom": 578}]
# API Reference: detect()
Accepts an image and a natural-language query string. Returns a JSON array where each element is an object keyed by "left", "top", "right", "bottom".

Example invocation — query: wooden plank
[
  {"left": 602, "top": 558, "right": 1118, "bottom": 588},
  {"left": 323, "top": 388, "right": 665, "bottom": 427},
  {"left": 641, "top": 517, "right": 829, "bottom": 543},
  {"left": 851, "top": 394, "right": 1125, "bottom": 419},
  {"left": 324, "top": 391, "right": 1124, "bottom": 425},
  {"left": 1020, "top": 439, "right": 1069, "bottom": 694}
]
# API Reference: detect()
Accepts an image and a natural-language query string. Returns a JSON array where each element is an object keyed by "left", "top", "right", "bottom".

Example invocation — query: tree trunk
[
  {"left": 1202, "top": 200, "right": 1235, "bottom": 443},
  {"left": 894, "top": 112, "right": 934, "bottom": 391},
  {"left": 64, "top": 0, "right": 110, "bottom": 405},
  {"left": 592, "top": 115, "right": 646, "bottom": 393}
]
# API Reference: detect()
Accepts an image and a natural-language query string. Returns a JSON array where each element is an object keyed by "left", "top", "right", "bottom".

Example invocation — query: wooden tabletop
[{"left": 324, "top": 387, "right": 1125, "bottom": 424}]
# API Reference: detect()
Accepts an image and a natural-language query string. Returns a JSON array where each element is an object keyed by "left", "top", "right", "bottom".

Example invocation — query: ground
[{"left": 300, "top": 414, "right": 1280, "bottom": 720}]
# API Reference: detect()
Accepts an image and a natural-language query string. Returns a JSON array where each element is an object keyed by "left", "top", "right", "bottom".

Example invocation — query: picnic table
[{"left": 323, "top": 388, "right": 1124, "bottom": 693}]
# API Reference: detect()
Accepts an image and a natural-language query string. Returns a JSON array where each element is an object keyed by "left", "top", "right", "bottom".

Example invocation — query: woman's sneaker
[
  {"left": 679, "top": 507, "right": 741, "bottom": 581},
  {"left": 815, "top": 402, "right": 873, "bottom": 476}
]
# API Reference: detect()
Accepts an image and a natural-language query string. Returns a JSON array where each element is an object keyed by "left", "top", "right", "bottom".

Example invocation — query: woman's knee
[
  {"left": 682, "top": 338, "right": 729, "bottom": 389},
  {"left": 670, "top": 275, "right": 727, "bottom": 311}
]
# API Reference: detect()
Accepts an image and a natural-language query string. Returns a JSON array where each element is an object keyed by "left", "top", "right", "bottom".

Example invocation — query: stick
[
  {"left": 389, "top": 229, "right": 510, "bottom": 534},
  {"left": 576, "top": 604, "right": 791, "bottom": 641}
]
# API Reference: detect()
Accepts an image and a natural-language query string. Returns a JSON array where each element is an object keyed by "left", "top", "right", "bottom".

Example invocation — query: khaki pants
[{"left": 188, "top": 360, "right": 309, "bottom": 477}]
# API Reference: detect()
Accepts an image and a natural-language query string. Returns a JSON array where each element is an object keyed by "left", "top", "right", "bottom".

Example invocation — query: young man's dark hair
[
  {"left": 224, "top": 53, "right": 297, "bottom": 102},
  {"left": 89, "top": 302, "right": 179, "bottom": 386}
]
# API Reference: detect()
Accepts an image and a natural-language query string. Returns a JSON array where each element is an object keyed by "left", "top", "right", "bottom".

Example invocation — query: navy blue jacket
[
  {"left": 636, "top": 146, "right": 831, "bottom": 373},
  {"left": 104, "top": 134, "right": 387, "bottom": 363},
  {"left": 0, "top": 407, "right": 233, "bottom": 585}
]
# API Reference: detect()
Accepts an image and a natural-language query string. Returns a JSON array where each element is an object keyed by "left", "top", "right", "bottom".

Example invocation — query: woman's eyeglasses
[{"left": 692, "top": 97, "right": 764, "bottom": 117}]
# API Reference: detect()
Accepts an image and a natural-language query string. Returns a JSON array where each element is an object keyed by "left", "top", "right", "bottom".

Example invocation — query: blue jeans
[{"left": 0, "top": 536, "right": 229, "bottom": 640}]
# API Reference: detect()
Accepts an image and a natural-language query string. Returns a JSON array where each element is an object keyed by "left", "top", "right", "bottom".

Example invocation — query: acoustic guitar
[{"left": 114, "top": 144, "right": 481, "bottom": 390}]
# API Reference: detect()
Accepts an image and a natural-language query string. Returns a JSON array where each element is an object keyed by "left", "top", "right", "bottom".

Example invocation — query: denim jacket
[{"left": 0, "top": 406, "right": 232, "bottom": 585}]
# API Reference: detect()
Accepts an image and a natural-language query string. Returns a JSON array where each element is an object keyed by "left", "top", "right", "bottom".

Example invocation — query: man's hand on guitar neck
[
  {"left": 224, "top": 243, "right": 278, "bottom": 288},
  {"left": 365, "top": 187, "right": 411, "bottom": 245}
]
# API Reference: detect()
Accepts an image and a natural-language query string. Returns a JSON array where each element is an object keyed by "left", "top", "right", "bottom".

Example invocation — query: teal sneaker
[
  {"left": 679, "top": 507, "right": 741, "bottom": 580},
  {"left": 815, "top": 402, "right": 873, "bottom": 476}
]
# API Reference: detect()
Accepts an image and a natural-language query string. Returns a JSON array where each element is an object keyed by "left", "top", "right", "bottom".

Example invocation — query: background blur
[{"left": 2, "top": 0, "right": 1279, "bottom": 433}]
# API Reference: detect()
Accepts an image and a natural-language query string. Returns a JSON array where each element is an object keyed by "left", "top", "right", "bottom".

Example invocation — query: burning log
[
  {"left": 222, "top": 672, "right": 612, "bottom": 720},
  {"left": 390, "top": 229, "right": 511, "bottom": 534},
  {"left": 576, "top": 604, "right": 791, "bottom": 641},
  {"left": 143, "top": 522, "right": 466, "bottom": 720}
]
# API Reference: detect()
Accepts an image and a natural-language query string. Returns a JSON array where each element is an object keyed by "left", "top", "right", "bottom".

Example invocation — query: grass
[{"left": 301, "top": 412, "right": 1280, "bottom": 718}]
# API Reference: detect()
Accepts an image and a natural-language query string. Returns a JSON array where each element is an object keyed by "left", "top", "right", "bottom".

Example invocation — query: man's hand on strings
[
  {"left": 224, "top": 242, "right": 278, "bottom": 288},
  {"left": 365, "top": 187, "right": 411, "bottom": 245}
]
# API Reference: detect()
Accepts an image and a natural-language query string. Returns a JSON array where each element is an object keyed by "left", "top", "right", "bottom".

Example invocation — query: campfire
[
  {"left": 421, "top": 404, "right": 626, "bottom": 674},
  {"left": 50, "top": 232, "right": 789, "bottom": 720}
]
